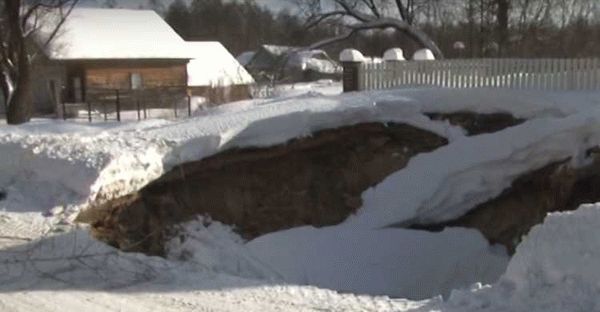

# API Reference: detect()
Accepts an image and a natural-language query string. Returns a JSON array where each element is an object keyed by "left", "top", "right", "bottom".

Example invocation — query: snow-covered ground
[{"left": 2, "top": 84, "right": 600, "bottom": 311}]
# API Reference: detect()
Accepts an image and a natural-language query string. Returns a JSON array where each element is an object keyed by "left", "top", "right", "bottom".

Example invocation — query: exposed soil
[
  {"left": 82, "top": 122, "right": 447, "bottom": 255},
  {"left": 411, "top": 148, "right": 600, "bottom": 254},
  {"left": 425, "top": 112, "right": 525, "bottom": 135}
]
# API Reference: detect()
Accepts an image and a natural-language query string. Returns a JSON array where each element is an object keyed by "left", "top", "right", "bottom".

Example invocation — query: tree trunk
[
  {"left": 496, "top": 0, "right": 510, "bottom": 56},
  {"left": 6, "top": 56, "right": 33, "bottom": 125}
]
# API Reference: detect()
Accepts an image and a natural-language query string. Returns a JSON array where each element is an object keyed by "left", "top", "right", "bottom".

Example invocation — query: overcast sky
[{"left": 79, "top": 0, "right": 298, "bottom": 12}]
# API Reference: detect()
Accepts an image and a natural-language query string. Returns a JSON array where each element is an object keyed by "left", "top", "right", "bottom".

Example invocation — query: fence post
[
  {"left": 115, "top": 89, "right": 121, "bottom": 122},
  {"left": 87, "top": 101, "right": 92, "bottom": 122},
  {"left": 62, "top": 100, "right": 67, "bottom": 121},
  {"left": 136, "top": 98, "right": 141, "bottom": 121},
  {"left": 143, "top": 99, "right": 147, "bottom": 119},
  {"left": 339, "top": 49, "right": 366, "bottom": 92},
  {"left": 173, "top": 94, "right": 178, "bottom": 118},
  {"left": 187, "top": 94, "right": 192, "bottom": 117}
]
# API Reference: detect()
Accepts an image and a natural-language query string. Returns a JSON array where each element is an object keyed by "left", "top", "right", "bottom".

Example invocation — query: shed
[
  {"left": 34, "top": 8, "right": 192, "bottom": 116},
  {"left": 244, "top": 45, "right": 341, "bottom": 83},
  {"left": 186, "top": 42, "right": 255, "bottom": 104}
]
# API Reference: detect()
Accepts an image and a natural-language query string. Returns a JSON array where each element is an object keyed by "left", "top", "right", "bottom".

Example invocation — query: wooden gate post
[
  {"left": 87, "top": 101, "right": 92, "bottom": 122},
  {"left": 115, "top": 89, "right": 121, "bottom": 122},
  {"left": 339, "top": 49, "right": 366, "bottom": 92},
  {"left": 187, "top": 92, "right": 192, "bottom": 117}
]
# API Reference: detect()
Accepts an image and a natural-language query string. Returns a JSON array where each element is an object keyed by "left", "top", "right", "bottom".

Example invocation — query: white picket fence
[{"left": 358, "top": 58, "right": 600, "bottom": 91}]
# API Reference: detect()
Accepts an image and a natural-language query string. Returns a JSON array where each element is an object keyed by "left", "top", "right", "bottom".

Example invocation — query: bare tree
[
  {"left": 297, "top": 0, "right": 444, "bottom": 58},
  {"left": 0, "top": 0, "right": 78, "bottom": 124}
]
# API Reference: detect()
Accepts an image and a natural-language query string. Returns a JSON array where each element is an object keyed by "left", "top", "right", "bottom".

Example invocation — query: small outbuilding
[
  {"left": 34, "top": 8, "right": 191, "bottom": 115},
  {"left": 186, "top": 42, "right": 255, "bottom": 104},
  {"left": 244, "top": 45, "right": 341, "bottom": 83},
  {"left": 32, "top": 8, "right": 255, "bottom": 117}
]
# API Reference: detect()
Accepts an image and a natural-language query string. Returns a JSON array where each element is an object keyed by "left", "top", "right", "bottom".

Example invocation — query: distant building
[
  {"left": 236, "top": 51, "right": 256, "bottom": 67},
  {"left": 186, "top": 42, "right": 255, "bottom": 105},
  {"left": 243, "top": 45, "right": 342, "bottom": 83},
  {"left": 32, "top": 8, "right": 253, "bottom": 117}
]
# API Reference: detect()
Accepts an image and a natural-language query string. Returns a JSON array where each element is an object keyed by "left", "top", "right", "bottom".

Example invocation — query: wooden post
[
  {"left": 341, "top": 62, "right": 362, "bottom": 92},
  {"left": 136, "top": 99, "right": 141, "bottom": 121},
  {"left": 62, "top": 101, "right": 67, "bottom": 121},
  {"left": 173, "top": 94, "right": 178, "bottom": 118},
  {"left": 103, "top": 101, "right": 107, "bottom": 121},
  {"left": 143, "top": 97, "right": 147, "bottom": 119},
  {"left": 115, "top": 89, "right": 121, "bottom": 122},
  {"left": 87, "top": 101, "right": 92, "bottom": 122},
  {"left": 187, "top": 94, "right": 192, "bottom": 117}
]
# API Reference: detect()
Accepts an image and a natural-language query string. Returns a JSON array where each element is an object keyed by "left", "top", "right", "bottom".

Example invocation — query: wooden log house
[{"left": 32, "top": 8, "right": 254, "bottom": 117}]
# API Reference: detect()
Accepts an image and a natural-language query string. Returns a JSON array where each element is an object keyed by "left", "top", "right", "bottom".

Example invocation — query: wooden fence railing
[
  {"left": 62, "top": 86, "right": 191, "bottom": 122},
  {"left": 358, "top": 58, "right": 600, "bottom": 91}
]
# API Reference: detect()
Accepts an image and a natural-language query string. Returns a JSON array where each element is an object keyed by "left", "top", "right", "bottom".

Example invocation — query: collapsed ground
[{"left": 2, "top": 87, "right": 600, "bottom": 311}]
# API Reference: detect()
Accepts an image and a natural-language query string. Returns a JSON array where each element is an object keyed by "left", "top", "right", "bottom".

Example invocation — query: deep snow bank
[
  {"left": 351, "top": 110, "right": 600, "bottom": 230},
  {"left": 167, "top": 219, "right": 507, "bottom": 300},
  {"left": 445, "top": 204, "right": 600, "bottom": 312},
  {"left": 2, "top": 89, "right": 598, "bottom": 216}
]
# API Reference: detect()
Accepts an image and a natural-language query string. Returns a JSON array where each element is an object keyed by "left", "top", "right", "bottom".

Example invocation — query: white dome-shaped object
[
  {"left": 413, "top": 49, "right": 436, "bottom": 60},
  {"left": 383, "top": 48, "right": 406, "bottom": 61},
  {"left": 339, "top": 49, "right": 365, "bottom": 62},
  {"left": 453, "top": 41, "right": 466, "bottom": 50}
]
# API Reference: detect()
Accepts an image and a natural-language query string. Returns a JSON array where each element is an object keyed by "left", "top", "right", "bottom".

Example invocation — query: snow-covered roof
[
  {"left": 261, "top": 45, "right": 298, "bottom": 56},
  {"left": 236, "top": 51, "right": 256, "bottom": 66},
  {"left": 42, "top": 8, "right": 190, "bottom": 60},
  {"left": 186, "top": 42, "right": 255, "bottom": 87},
  {"left": 287, "top": 50, "right": 341, "bottom": 74}
]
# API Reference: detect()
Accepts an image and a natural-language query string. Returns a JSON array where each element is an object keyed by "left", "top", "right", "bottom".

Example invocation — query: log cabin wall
[
  {"left": 81, "top": 60, "right": 188, "bottom": 90},
  {"left": 189, "top": 84, "right": 252, "bottom": 105}
]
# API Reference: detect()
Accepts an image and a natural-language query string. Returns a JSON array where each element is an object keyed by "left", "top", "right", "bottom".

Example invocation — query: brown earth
[
  {"left": 411, "top": 148, "right": 600, "bottom": 254},
  {"left": 425, "top": 112, "right": 525, "bottom": 135},
  {"left": 81, "top": 122, "right": 448, "bottom": 255}
]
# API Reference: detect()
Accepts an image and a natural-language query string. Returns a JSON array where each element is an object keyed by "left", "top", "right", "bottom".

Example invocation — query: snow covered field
[{"left": 2, "top": 85, "right": 600, "bottom": 311}]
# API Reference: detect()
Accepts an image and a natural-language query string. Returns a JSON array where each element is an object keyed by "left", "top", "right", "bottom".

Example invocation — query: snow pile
[
  {"left": 445, "top": 204, "right": 600, "bottom": 312},
  {"left": 383, "top": 48, "right": 406, "bottom": 61},
  {"left": 245, "top": 226, "right": 507, "bottom": 300},
  {"left": 339, "top": 49, "right": 365, "bottom": 63},
  {"left": 352, "top": 110, "right": 600, "bottom": 229},
  {"left": 502, "top": 204, "right": 600, "bottom": 310},
  {"left": 413, "top": 49, "right": 436, "bottom": 61},
  {"left": 0, "top": 126, "right": 169, "bottom": 213},
  {"left": 166, "top": 219, "right": 507, "bottom": 300},
  {"left": 166, "top": 218, "right": 279, "bottom": 280}
]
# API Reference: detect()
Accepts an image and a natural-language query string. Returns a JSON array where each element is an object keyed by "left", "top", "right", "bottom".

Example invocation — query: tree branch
[{"left": 310, "top": 18, "right": 444, "bottom": 59}]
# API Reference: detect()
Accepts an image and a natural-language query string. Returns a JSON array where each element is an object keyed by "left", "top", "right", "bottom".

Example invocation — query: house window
[{"left": 130, "top": 73, "right": 143, "bottom": 90}]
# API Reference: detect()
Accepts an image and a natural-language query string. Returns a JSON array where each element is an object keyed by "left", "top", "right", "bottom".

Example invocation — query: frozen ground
[{"left": 2, "top": 85, "right": 600, "bottom": 311}]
